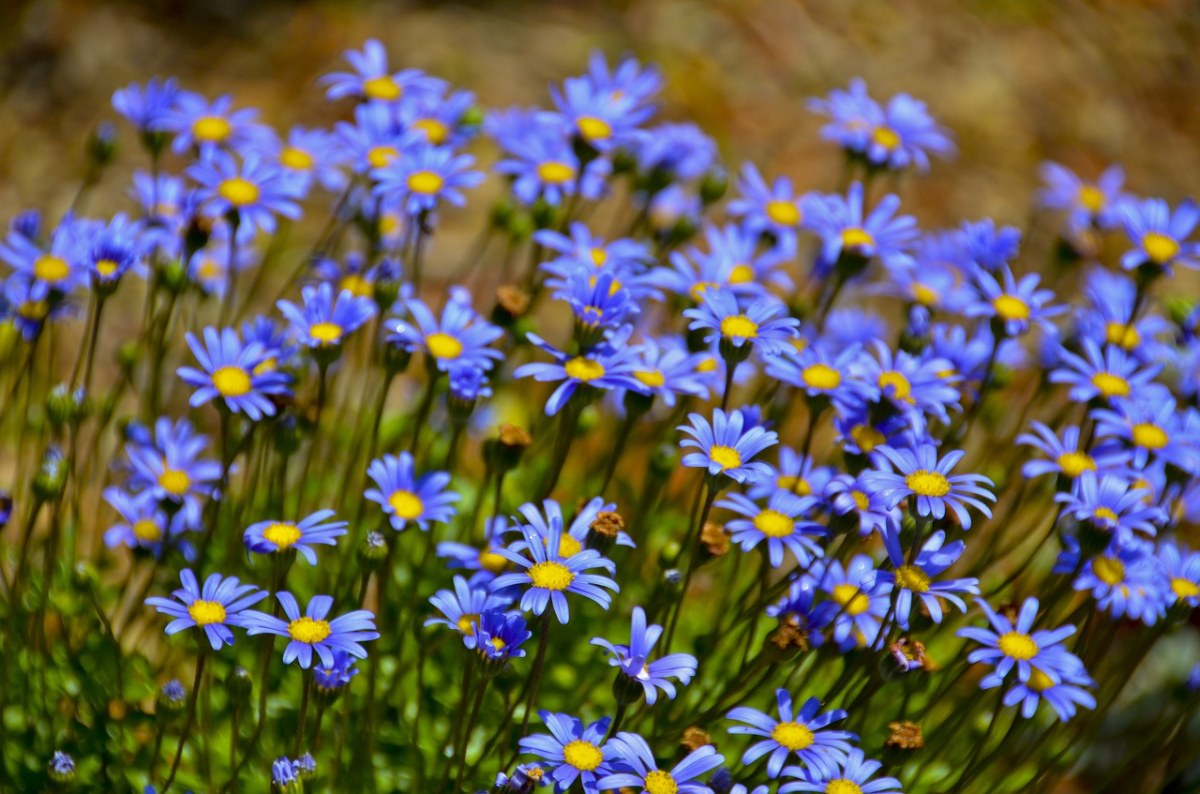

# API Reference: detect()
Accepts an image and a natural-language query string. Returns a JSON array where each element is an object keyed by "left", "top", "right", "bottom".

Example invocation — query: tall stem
[{"left": 162, "top": 649, "right": 207, "bottom": 793}]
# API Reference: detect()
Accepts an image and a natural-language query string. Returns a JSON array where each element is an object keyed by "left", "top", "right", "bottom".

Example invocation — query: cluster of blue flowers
[{"left": 2, "top": 35, "right": 1199, "bottom": 794}]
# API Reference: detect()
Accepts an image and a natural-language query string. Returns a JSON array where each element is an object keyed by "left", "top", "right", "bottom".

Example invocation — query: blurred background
[{"left": 2, "top": 0, "right": 1199, "bottom": 229}]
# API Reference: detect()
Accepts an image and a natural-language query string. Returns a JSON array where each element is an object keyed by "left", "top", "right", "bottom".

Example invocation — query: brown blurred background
[{"left": 1, "top": 0, "right": 1198, "bottom": 231}]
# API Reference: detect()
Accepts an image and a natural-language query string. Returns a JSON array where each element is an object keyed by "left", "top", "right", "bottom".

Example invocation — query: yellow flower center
[
  {"left": 1077, "top": 184, "right": 1105, "bottom": 212},
  {"left": 479, "top": 548, "right": 509, "bottom": 573},
  {"left": 1105, "top": 321, "right": 1140, "bottom": 350},
  {"left": 192, "top": 115, "right": 232, "bottom": 143},
  {"left": 1142, "top": 231, "right": 1180, "bottom": 264},
  {"left": 367, "top": 145, "right": 399, "bottom": 169},
  {"left": 362, "top": 75, "right": 401, "bottom": 101},
  {"left": 826, "top": 781, "right": 864, "bottom": 794},
  {"left": 753, "top": 510, "right": 794, "bottom": 538},
  {"left": 388, "top": 490, "right": 425, "bottom": 520},
  {"left": 729, "top": 263, "right": 755, "bottom": 284},
  {"left": 132, "top": 519, "right": 162, "bottom": 542},
  {"left": 1056, "top": 451, "right": 1096, "bottom": 478},
  {"left": 456, "top": 613, "right": 478, "bottom": 633},
  {"left": 340, "top": 274, "right": 373, "bottom": 298},
  {"left": 576, "top": 115, "right": 613, "bottom": 141},
  {"left": 408, "top": 170, "right": 445, "bottom": 195},
  {"left": 18, "top": 300, "right": 48, "bottom": 320},
  {"left": 562, "top": 739, "right": 604, "bottom": 771},
  {"left": 778, "top": 475, "right": 811, "bottom": 495},
  {"left": 95, "top": 259, "right": 119, "bottom": 278},
  {"left": 832, "top": 583, "right": 870, "bottom": 616},
  {"left": 158, "top": 468, "right": 191, "bottom": 496},
  {"left": 587, "top": 248, "right": 608, "bottom": 268},
  {"left": 1090, "top": 371, "right": 1130, "bottom": 398},
  {"left": 262, "top": 522, "right": 303, "bottom": 549},
  {"left": 695, "top": 357, "right": 719, "bottom": 373},
  {"left": 895, "top": 565, "right": 931, "bottom": 592},
  {"left": 992, "top": 294, "right": 1031, "bottom": 322},
  {"left": 1026, "top": 667, "right": 1055, "bottom": 693},
  {"left": 564, "top": 357, "right": 606, "bottom": 382},
  {"left": 997, "top": 631, "right": 1039, "bottom": 661},
  {"left": 765, "top": 199, "right": 800, "bottom": 227},
  {"left": 850, "top": 425, "right": 885, "bottom": 453},
  {"left": 287, "top": 616, "right": 332, "bottom": 644},
  {"left": 308, "top": 321, "right": 344, "bottom": 345},
  {"left": 878, "top": 370, "right": 913, "bottom": 404},
  {"left": 212, "top": 365, "right": 252, "bottom": 397},
  {"left": 280, "top": 146, "right": 314, "bottom": 171},
  {"left": 1092, "top": 555, "right": 1125, "bottom": 586},
  {"left": 528, "top": 561, "right": 574, "bottom": 591},
  {"left": 905, "top": 470, "right": 951, "bottom": 498},
  {"left": 911, "top": 282, "right": 940, "bottom": 306},
  {"left": 1131, "top": 423, "right": 1168, "bottom": 450},
  {"left": 771, "top": 720, "right": 815, "bottom": 751},
  {"left": 841, "top": 227, "right": 875, "bottom": 250},
  {"left": 411, "top": 118, "right": 449, "bottom": 145},
  {"left": 253, "top": 357, "right": 278, "bottom": 376},
  {"left": 33, "top": 255, "right": 70, "bottom": 284},
  {"left": 489, "top": 636, "right": 506, "bottom": 652},
  {"left": 1171, "top": 578, "right": 1200, "bottom": 600},
  {"left": 709, "top": 445, "right": 743, "bottom": 471},
  {"left": 537, "top": 161, "right": 576, "bottom": 185},
  {"left": 720, "top": 314, "right": 759, "bottom": 339},
  {"left": 425, "top": 332, "right": 464, "bottom": 360},
  {"left": 1092, "top": 506, "right": 1118, "bottom": 524},
  {"left": 188, "top": 599, "right": 227, "bottom": 626},
  {"left": 379, "top": 212, "right": 402, "bottom": 237},
  {"left": 630, "top": 369, "right": 664, "bottom": 389},
  {"left": 543, "top": 534, "right": 583, "bottom": 558},
  {"left": 871, "top": 125, "right": 901, "bottom": 150},
  {"left": 802, "top": 363, "right": 841, "bottom": 391},
  {"left": 644, "top": 769, "right": 678, "bottom": 794}
]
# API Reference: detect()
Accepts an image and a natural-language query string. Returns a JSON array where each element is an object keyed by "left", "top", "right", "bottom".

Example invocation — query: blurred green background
[{"left": 2, "top": 0, "right": 1199, "bottom": 228}]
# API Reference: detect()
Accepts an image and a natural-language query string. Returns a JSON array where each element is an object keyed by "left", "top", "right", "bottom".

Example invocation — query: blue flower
[
  {"left": 1002, "top": 652, "right": 1096, "bottom": 722},
  {"left": 515, "top": 498, "right": 635, "bottom": 556},
  {"left": 1054, "top": 471, "right": 1164, "bottom": 542},
  {"left": 103, "top": 487, "right": 190, "bottom": 557},
  {"left": 591, "top": 606, "right": 697, "bottom": 705},
  {"left": 583, "top": 51, "right": 662, "bottom": 108},
  {"left": 823, "top": 474, "right": 898, "bottom": 537},
  {"left": 684, "top": 288, "right": 799, "bottom": 357},
  {"left": 1159, "top": 541, "right": 1200, "bottom": 607},
  {"left": 190, "top": 151, "right": 302, "bottom": 235},
  {"left": 0, "top": 218, "right": 89, "bottom": 300},
  {"left": 554, "top": 270, "right": 640, "bottom": 334},
  {"left": 778, "top": 748, "right": 902, "bottom": 794},
  {"left": 244, "top": 510, "right": 348, "bottom": 565},
  {"left": 1017, "top": 422, "right": 1129, "bottom": 482},
  {"left": 426, "top": 575, "right": 511, "bottom": 642},
  {"left": 626, "top": 336, "right": 710, "bottom": 408},
  {"left": 808, "top": 78, "right": 882, "bottom": 155},
  {"left": 313, "top": 650, "right": 361, "bottom": 693},
  {"left": 1119, "top": 196, "right": 1200, "bottom": 274},
  {"left": 1092, "top": 390, "right": 1199, "bottom": 474},
  {"left": 727, "top": 690, "right": 855, "bottom": 779},
  {"left": 243, "top": 592, "right": 380, "bottom": 668},
  {"left": 866, "top": 444, "right": 996, "bottom": 529},
  {"left": 162, "top": 90, "right": 271, "bottom": 154},
  {"left": 334, "top": 102, "right": 411, "bottom": 175},
  {"left": 810, "top": 79, "right": 952, "bottom": 172},
  {"left": 748, "top": 447, "right": 835, "bottom": 501},
  {"left": 124, "top": 417, "right": 221, "bottom": 524},
  {"left": 321, "top": 39, "right": 445, "bottom": 103},
  {"left": 856, "top": 341, "right": 961, "bottom": 427},
  {"left": 494, "top": 121, "right": 609, "bottom": 206},
  {"left": 1038, "top": 162, "right": 1129, "bottom": 234},
  {"left": 364, "top": 452, "right": 459, "bottom": 531},
  {"left": 518, "top": 712, "right": 613, "bottom": 793},
  {"left": 277, "top": 282, "right": 376, "bottom": 351},
  {"left": 145, "top": 568, "right": 267, "bottom": 650},
  {"left": 472, "top": 609, "right": 532, "bottom": 661},
  {"left": 1061, "top": 540, "right": 1170, "bottom": 625},
  {"left": 679, "top": 408, "right": 778, "bottom": 484},
  {"left": 717, "top": 491, "right": 824, "bottom": 568},
  {"left": 597, "top": 732, "right": 724, "bottom": 794},
  {"left": 48, "top": 751, "right": 75, "bottom": 783},
  {"left": 178, "top": 327, "right": 292, "bottom": 420},
  {"left": 273, "top": 126, "right": 347, "bottom": 195},
  {"left": 489, "top": 522, "right": 619, "bottom": 623},
  {"left": 635, "top": 122, "right": 717, "bottom": 182},
  {"left": 812, "top": 555, "right": 891, "bottom": 650},
  {"left": 112, "top": 77, "right": 180, "bottom": 134},
  {"left": 957, "top": 597, "right": 1076, "bottom": 686},
  {"left": 515, "top": 332, "right": 643, "bottom": 416},
  {"left": 373, "top": 144, "right": 484, "bottom": 216},
  {"left": 389, "top": 291, "right": 504, "bottom": 373},
  {"left": 728, "top": 163, "right": 813, "bottom": 253},
  {"left": 766, "top": 343, "right": 871, "bottom": 411},
  {"left": 880, "top": 528, "right": 978, "bottom": 628},
  {"left": 811, "top": 182, "right": 917, "bottom": 271},
  {"left": 966, "top": 265, "right": 1064, "bottom": 337},
  {"left": 1049, "top": 338, "right": 1161, "bottom": 404},
  {"left": 536, "top": 224, "right": 651, "bottom": 281},
  {"left": 549, "top": 73, "right": 652, "bottom": 153},
  {"left": 957, "top": 218, "right": 1021, "bottom": 273},
  {"left": 766, "top": 577, "right": 826, "bottom": 649}
]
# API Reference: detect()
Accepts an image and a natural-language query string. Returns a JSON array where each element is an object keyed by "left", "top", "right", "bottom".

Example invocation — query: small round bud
[
  {"left": 227, "top": 665, "right": 253, "bottom": 704},
  {"left": 358, "top": 531, "right": 389, "bottom": 570},
  {"left": 699, "top": 167, "right": 729, "bottom": 205},
  {"left": 159, "top": 679, "right": 187, "bottom": 713},
  {"left": 87, "top": 121, "right": 118, "bottom": 169},
  {"left": 485, "top": 424, "right": 532, "bottom": 474}
]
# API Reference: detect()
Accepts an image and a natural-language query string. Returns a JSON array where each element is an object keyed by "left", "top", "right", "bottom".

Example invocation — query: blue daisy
[
  {"left": 189, "top": 151, "right": 302, "bottom": 236},
  {"left": 866, "top": 444, "right": 996, "bottom": 529},
  {"left": 596, "top": 732, "right": 724, "bottom": 794},
  {"left": 514, "top": 332, "right": 643, "bottom": 416},
  {"left": 684, "top": 288, "right": 800, "bottom": 358},
  {"left": 748, "top": 447, "right": 835, "bottom": 501},
  {"left": 364, "top": 452, "right": 459, "bottom": 531},
  {"left": 880, "top": 528, "right": 978, "bottom": 628},
  {"left": 313, "top": 650, "right": 361, "bottom": 693},
  {"left": 823, "top": 474, "right": 899, "bottom": 537},
  {"left": 425, "top": 575, "right": 512, "bottom": 643},
  {"left": 1048, "top": 338, "right": 1161, "bottom": 404},
  {"left": 717, "top": 491, "right": 824, "bottom": 568},
  {"left": 124, "top": 417, "right": 221, "bottom": 524},
  {"left": 811, "top": 182, "right": 917, "bottom": 271},
  {"left": 389, "top": 291, "right": 504, "bottom": 373},
  {"left": 277, "top": 282, "right": 376, "bottom": 351},
  {"left": 373, "top": 144, "right": 483, "bottom": 216},
  {"left": 1017, "top": 421, "right": 1129, "bottom": 483},
  {"left": 514, "top": 497, "right": 635, "bottom": 557},
  {"left": 728, "top": 163, "right": 814, "bottom": 253},
  {"left": 779, "top": 748, "right": 902, "bottom": 794},
  {"left": 1002, "top": 652, "right": 1096, "bottom": 722},
  {"left": 1054, "top": 471, "right": 1164, "bottom": 542},
  {"left": 518, "top": 712, "right": 613, "bottom": 793},
  {"left": 965, "top": 265, "right": 1065, "bottom": 338},
  {"left": 242, "top": 592, "right": 380, "bottom": 669},
  {"left": 726, "top": 690, "right": 855, "bottom": 779},
  {"left": 178, "top": 326, "right": 292, "bottom": 420},
  {"left": 1119, "top": 196, "right": 1200, "bottom": 274},
  {"left": 145, "top": 568, "right": 267, "bottom": 651},
  {"left": 957, "top": 597, "right": 1076, "bottom": 686},
  {"left": 489, "top": 522, "right": 619, "bottom": 624},
  {"left": 321, "top": 39, "right": 445, "bottom": 103},
  {"left": 472, "top": 609, "right": 532, "bottom": 662},
  {"left": 111, "top": 77, "right": 180, "bottom": 134},
  {"left": 679, "top": 408, "right": 779, "bottom": 484},
  {"left": 162, "top": 90, "right": 271, "bottom": 154},
  {"left": 590, "top": 606, "right": 697, "bottom": 705},
  {"left": 103, "top": 487, "right": 191, "bottom": 558},
  {"left": 811, "top": 555, "right": 891, "bottom": 650},
  {"left": 243, "top": 509, "right": 348, "bottom": 565},
  {"left": 1158, "top": 541, "right": 1200, "bottom": 607},
  {"left": 1038, "top": 162, "right": 1129, "bottom": 234},
  {"left": 1060, "top": 539, "right": 1171, "bottom": 625}
]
